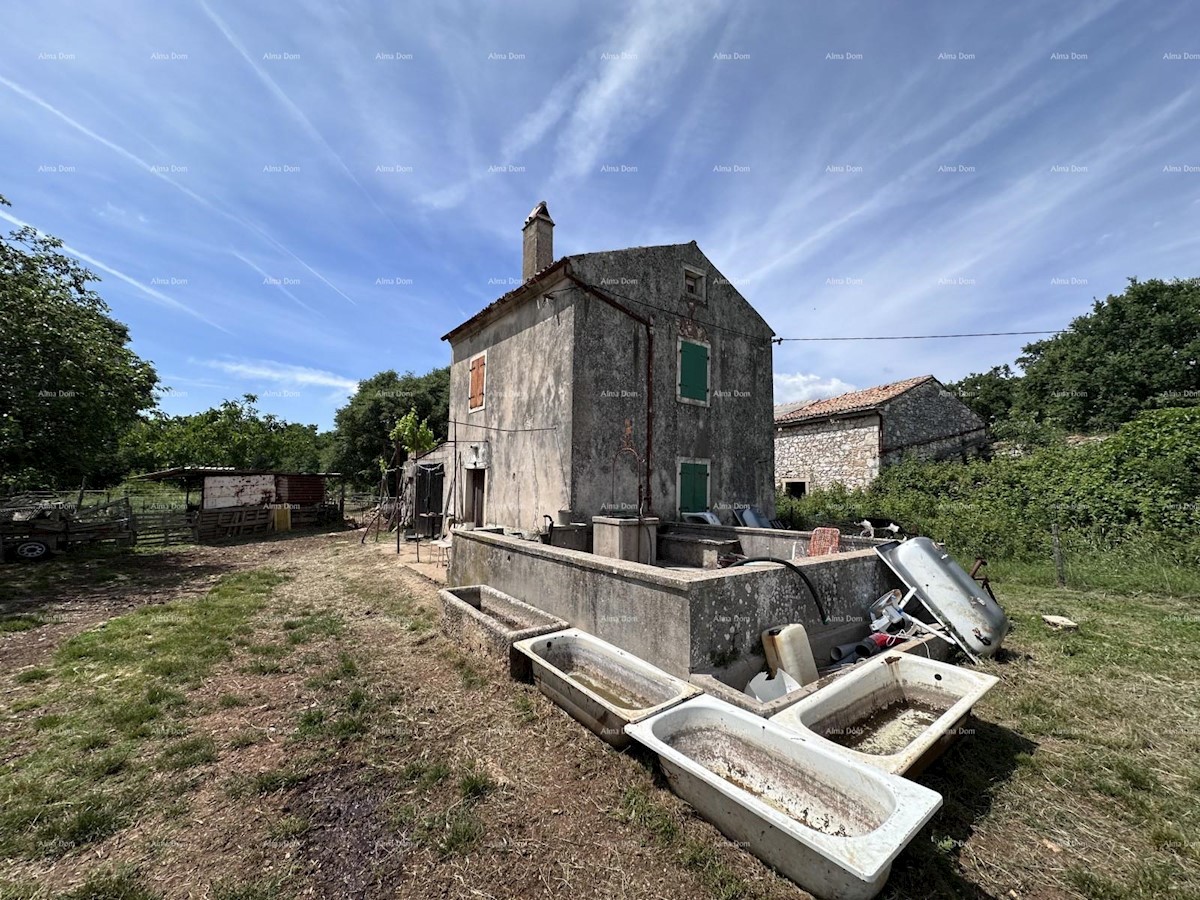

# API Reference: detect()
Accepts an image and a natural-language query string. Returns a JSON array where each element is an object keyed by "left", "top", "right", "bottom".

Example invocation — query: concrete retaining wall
[{"left": 449, "top": 528, "right": 904, "bottom": 679}]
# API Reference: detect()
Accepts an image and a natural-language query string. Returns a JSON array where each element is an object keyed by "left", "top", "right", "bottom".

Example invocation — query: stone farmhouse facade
[
  {"left": 439, "top": 202, "right": 777, "bottom": 531},
  {"left": 774, "top": 376, "right": 987, "bottom": 494}
]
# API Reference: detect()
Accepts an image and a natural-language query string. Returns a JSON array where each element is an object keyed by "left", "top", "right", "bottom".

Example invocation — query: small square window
[{"left": 682, "top": 266, "right": 706, "bottom": 303}]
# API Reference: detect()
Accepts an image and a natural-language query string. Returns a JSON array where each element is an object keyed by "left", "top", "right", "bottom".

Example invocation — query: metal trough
[
  {"left": 513, "top": 629, "right": 700, "bottom": 747},
  {"left": 626, "top": 696, "right": 942, "bottom": 900},
  {"left": 438, "top": 585, "right": 567, "bottom": 679},
  {"left": 771, "top": 652, "right": 998, "bottom": 776}
]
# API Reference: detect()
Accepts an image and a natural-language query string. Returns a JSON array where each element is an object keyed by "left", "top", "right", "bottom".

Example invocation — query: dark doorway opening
[{"left": 466, "top": 469, "right": 486, "bottom": 527}]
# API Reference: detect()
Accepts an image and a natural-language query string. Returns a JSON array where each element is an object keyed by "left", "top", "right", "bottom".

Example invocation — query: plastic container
[{"left": 762, "top": 624, "right": 818, "bottom": 686}]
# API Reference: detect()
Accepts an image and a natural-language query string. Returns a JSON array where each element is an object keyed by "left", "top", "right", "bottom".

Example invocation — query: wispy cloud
[
  {"left": 0, "top": 73, "right": 357, "bottom": 309},
  {"left": 231, "top": 250, "right": 318, "bottom": 314},
  {"left": 198, "top": 0, "right": 400, "bottom": 235},
  {"left": 0, "top": 208, "right": 225, "bottom": 331},
  {"left": 3, "top": 0, "right": 1196, "bottom": 431},
  {"left": 202, "top": 358, "right": 359, "bottom": 395},
  {"left": 550, "top": 1, "right": 724, "bottom": 182}
]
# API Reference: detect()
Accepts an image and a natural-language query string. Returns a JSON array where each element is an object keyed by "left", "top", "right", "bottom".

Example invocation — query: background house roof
[{"left": 774, "top": 375, "right": 935, "bottom": 425}]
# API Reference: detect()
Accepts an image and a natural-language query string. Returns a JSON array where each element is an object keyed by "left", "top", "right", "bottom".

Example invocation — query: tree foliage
[
  {"left": 331, "top": 368, "right": 449, "bottom": 486},
  {"left": 950, "top": 278, "right": 1200, "bottom": 437},
  {"left": 390, "top": 407, "right": 437, "bottom": 457},
  {"left": 0, "top": 195, "right": 158, "bottom": 491},
  {"left": 948, "top": 365, "right": 1017, "bottom": 427},
  {"left": 1016, "top": 277, "right": 1200, "bottom": 432},
  {"left": 120, "top": 395, "right": 331, "bottom": 473},
  {"left": 778, "top": 407, "right": 1200, "bottom": 563}
]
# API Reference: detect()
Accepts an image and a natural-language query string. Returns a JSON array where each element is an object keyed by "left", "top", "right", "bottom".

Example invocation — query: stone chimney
[{"left": 522, "top": 201, "right": 554, "bottom": 281}]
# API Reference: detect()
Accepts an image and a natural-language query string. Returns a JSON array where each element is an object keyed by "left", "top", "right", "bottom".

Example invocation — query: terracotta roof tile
[{"left": 774, "top": 376, "right": 934, "bottom": 424}]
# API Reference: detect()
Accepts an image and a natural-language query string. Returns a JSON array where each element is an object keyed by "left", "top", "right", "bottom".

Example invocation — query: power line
[
  {"left": 446, "top": 418, "right": 557, "bottom": 433},
  {"left": 774, "top": 330, "right": 1059, "bottom": 343},
  {"left": 570, "top": 284, "right": 1059, "bottom": 345}
]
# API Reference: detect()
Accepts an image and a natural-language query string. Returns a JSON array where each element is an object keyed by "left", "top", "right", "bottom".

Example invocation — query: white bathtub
[
  {"left": 626, "top": 696, "right": 941, "bottom": 900},
  {"left": 771, "top": 651, "right": 999, "bottom": 775},
  {"left": 513, "top": 629, "right": 700, "bottom": 747}
]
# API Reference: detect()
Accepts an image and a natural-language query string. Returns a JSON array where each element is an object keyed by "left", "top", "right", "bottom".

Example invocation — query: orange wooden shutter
[{"left": 469, "top": 356, "right": 485, "bottom": 409}]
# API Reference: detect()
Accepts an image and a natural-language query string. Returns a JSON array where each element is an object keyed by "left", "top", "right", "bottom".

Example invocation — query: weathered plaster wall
[
  {"left": 569, "top": 245, "right": 776, "bottom": 524},
  {"left": 688, "top": 550, "right": 898, "bottom": 672},
  {"left": 880, "top": 379, "right": 988, "bottom": 463},
  {"left": 446, "top": 272, "right": 575, "bottom": 530},
  {"left": 774, "top": 414, "right": 880, "bottom": 490}
]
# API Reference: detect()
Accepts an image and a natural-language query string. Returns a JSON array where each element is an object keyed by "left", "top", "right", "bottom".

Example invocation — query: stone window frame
[
  {"left": 468, "top": 349, "right": 488, "bottom": 413},
  {"left": 681, "top": 263, "right": 707, "bottom": 305},
  {"left": 676, "top": 336, "right": 711, "bottom": 408},
  {"left": 676, "top": 456, "right": 711, "bottom": 516}
]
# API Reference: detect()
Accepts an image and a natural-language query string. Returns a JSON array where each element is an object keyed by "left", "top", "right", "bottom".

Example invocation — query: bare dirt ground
[{"left": 0, "top": 532, "right": 811, "bottom": 900}]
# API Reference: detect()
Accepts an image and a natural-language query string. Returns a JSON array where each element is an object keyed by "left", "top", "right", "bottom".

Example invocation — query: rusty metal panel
[
  {"left": 275, "top": 475, "right": 325, "bottom": 505},
  {"left": 202, "top": 475, "right": 275, "bottom": 510}
]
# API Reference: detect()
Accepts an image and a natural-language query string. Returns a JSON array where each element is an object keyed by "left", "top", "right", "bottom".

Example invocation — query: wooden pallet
[
  {"left": 132, "top": 511, "right": 196, "bottom": 546},
  {"left": 196, "top": 507, "right": 272, "bottom": 542}
]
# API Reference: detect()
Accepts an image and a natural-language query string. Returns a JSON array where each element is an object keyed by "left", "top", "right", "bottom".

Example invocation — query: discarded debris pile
[{"left": 436, "top": 540, "right": 1011, "bottom": 900}]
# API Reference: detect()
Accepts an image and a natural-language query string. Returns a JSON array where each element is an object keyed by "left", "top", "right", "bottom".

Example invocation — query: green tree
[
  {"left": 390, "top": 407, "right": 437, "bottom": 457},
  {"left": 1015, "top": 277, "right": 1200, "bottom": 432},
  {"left": 0, "top": 195, "right": 158, "bottom": 490},
  {"left": 331, "top": 367, "right": 448, "bottom": 486},
  {"left": 119, "top": 395, "right": 329, "bottom": 472},
  {"left": 949, "top": 365, "right": 1018, "bottom": 427}
]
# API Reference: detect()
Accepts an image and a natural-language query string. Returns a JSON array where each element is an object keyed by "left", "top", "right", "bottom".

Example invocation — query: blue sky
[{"left": 3, "top": 0, "right": 1198, "bottom": 429}]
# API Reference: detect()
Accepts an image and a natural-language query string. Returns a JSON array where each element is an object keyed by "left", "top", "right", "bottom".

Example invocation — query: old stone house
[
  {"left": 439, "top": 202, "right": 777, "bottom": 531},
  {"left": 774, "top": 375, "right": 987, "bottom": 494}
]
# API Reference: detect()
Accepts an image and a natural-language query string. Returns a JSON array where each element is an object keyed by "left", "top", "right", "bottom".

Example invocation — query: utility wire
[
  {"left": 446, "top": 418, "right": 558, "bottom": 433},
  {"left": 567, "top": 284, "right": 1059, "bottom": 345},
  {"left": 774, "top": 330, "right": 1059, "bottom": 343}
]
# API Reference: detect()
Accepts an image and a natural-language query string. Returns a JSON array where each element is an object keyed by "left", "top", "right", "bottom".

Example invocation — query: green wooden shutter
[
  {"left": 679, "top": 341, "right": 708, "bottom": 402},
  {"left": 679, "top": 462, "right": 709, "bottom": 513}
]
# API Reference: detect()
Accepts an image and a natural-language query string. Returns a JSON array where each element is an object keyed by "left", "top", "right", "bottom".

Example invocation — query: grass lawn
[{"left": 0, "top": 535, "right": 1197, "bottom": 899}]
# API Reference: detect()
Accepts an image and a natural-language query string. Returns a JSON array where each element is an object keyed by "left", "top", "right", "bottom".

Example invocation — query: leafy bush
[{"left": 778, "top": 408, "right": 1200, "bottom": 568}]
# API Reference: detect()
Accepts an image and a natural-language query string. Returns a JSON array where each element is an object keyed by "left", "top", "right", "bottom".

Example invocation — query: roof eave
[{"left": 440, "top": 257, "right": 573, "bottom": 344}]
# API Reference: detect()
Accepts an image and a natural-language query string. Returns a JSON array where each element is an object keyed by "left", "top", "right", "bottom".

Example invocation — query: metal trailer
[{"left": 1, "top": 495, "right": 134, "bottom": 561}]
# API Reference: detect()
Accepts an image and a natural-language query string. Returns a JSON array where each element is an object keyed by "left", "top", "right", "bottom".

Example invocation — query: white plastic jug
[{"left": 762, "top": 624, "right": 818, "bottom": 686}]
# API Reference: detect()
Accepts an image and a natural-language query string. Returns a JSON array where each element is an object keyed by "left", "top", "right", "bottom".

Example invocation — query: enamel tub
[
  {"left": 626, "top": 696, "right": 942, "bottom": 900},
  {"left": 771, "top": 651, "right": 999, "bottom": 776},
  {"left": 513, "top": 629, "right": 700, "bottom": 747}
]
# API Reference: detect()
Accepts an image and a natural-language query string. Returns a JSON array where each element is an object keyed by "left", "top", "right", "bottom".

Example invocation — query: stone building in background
[{"left": 773, "top": 375, "right": 988, "bottom": 494}]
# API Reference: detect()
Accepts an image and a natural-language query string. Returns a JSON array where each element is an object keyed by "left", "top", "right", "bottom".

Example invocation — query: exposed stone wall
[
  {"left": 879, "top": 379, "right": 988, "bottom": 463},
  {"left": 774, "top": 415, "right": 880, "bottom": 489}
]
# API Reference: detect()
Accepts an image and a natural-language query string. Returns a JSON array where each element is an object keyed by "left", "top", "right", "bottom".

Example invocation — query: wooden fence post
[{"left": 1052, "top": 521, "right": 1066, "bottom": 587}]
